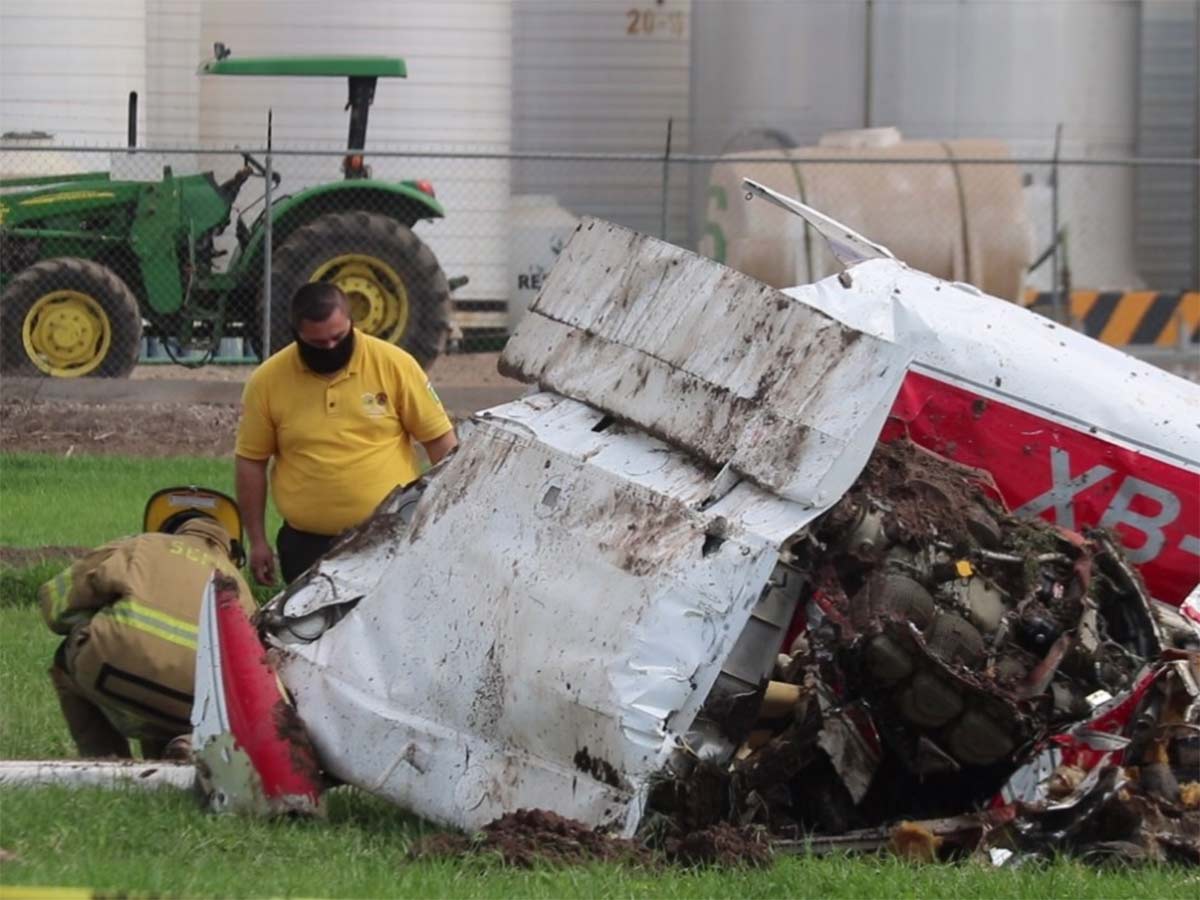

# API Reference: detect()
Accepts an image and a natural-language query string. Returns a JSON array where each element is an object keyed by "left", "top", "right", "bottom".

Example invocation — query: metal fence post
[
  {"left": 660, "top": 117, "right": 674, "bottom": 240},
  {"left": 262, "top": 111, "right": 273, "bottom": 358},
  {"left": 1050, "top": 123, "right": 1065, "bottom": 325}
]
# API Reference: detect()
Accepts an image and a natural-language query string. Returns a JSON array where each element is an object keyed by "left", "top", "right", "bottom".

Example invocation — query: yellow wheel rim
[
  {"left": 310, "top": 253, "right": 409, "bottom": 343},
  {"left": 21, "top": 290, "right": 112, "bottom": 377}
]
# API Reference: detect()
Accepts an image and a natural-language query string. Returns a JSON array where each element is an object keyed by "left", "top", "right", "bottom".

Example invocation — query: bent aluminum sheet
[
  {"left": 779, "top": 259, "right": 1200, "bottom": 468},
  {"left": 268, "top": 396, "right": 857, "bottom": 835},
  {"left": 501, "top": 218, "right": 911, "bottom": 509}
]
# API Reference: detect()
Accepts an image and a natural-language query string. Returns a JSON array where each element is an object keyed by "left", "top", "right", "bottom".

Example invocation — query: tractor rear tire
[
  {"left": 265, "top": 211, "right": 451, "bottom": 367},
  {"left": 1, "top": 258, "right": 142, "bottom": 378}
]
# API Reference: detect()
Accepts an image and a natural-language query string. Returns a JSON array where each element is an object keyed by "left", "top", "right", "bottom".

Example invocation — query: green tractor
[{"left": 0, "top": 49, "right": 455, "bottom": 378}]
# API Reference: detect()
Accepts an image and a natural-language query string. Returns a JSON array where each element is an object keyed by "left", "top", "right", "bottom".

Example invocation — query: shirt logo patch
[{"left": 361, "top": 392, "right": 389, "bottom": 416}]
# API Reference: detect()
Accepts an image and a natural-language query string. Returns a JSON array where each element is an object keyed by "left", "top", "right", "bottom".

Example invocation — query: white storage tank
[
  {"left": 0, "top": 0, "right": 146, "bottom": 145},
  {"left": 144, "top": 0, "right": 202, "bottom": 147},
  {"left": 511, "top": 0, "right": 692, "bottom": 239},
  {"left": 701, "top": 129, "right": 1031, "bottom": 300},
  {"left": 508, "top": 194, "right": 580, "bottom": 331},
  {"left": 196, "top": 0, "right": 513, "bottom": 307},
  {"left": 870, "top": 0, "right": 1141, "bottom": 291},
  {"left": 690, "top": 0, "right": 1144, "bottom": 291}
]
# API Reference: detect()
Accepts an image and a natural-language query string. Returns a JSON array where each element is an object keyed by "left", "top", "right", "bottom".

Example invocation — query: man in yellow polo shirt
[{"left": 235, "top": 283, "right": 457, "bottom": 585}]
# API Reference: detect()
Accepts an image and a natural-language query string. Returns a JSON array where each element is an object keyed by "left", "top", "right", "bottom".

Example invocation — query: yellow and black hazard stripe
[{"left": 1021, "top": 290, "right": 1200, "bottom": 346}]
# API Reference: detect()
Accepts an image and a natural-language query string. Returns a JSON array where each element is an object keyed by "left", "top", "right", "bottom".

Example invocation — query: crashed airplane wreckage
[{"left": 193, "top": 181, "right": 1200, "bottom": 862}]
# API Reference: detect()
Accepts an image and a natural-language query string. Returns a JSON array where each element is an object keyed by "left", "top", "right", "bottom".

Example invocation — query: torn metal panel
[
  {"left": 774, "top": 237, "right": 1200, "bottom": 604},
  {"left": 250, "top": 203, "right": 1193, "bottom": 846},
  {"left": 817, "top": 705, "right": 882, "bottom": 805},
  {"left": 742, "top": 178, "right": 896, "bottom": 267},
  {"left": 502, "top": 219, "right": 911, "bottom": 509},
  {"left": 266, "top": 389, "right": 878, "bottom": 834}
]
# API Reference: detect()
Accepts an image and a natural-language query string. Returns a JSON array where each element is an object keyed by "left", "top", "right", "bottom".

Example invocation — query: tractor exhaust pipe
[{"left": 127, "top": 91, "right": 138, "bottom": 148}]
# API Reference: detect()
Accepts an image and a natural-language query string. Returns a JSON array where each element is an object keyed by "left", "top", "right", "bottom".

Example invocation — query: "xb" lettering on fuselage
[{"left": 1014, "top": 447, "right": 1200, "bottom": 566}]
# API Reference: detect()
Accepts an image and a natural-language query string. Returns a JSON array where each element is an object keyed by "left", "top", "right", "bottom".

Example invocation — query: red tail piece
[{"left": 193, "top": 574, "right": 323, "bottom": 815}]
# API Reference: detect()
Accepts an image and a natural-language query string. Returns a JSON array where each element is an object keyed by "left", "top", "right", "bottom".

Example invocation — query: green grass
[
  {"left": 0, "top": 562, "right": 63, "bottom": 609},
  {"left": 1, "top": 786, "right": 1194, "bottom": 899},
  {"left": 0, "top": 452, "right": 283, "bottom": 606},
  {"left": 0, "top": 452, "right": 282, "bottom": 548},
  {"left": 0, "top": 606, "right": 72, "bottom": 758},
  {"left": 1, "top": 454, "right": 1197, "bottom": 896}
]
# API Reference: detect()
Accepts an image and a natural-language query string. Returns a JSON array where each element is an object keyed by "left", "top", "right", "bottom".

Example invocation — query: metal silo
[
  {"left": 511, "top": 0, "right": 692, "bottom": 238},
  {"left": 0, "top": 0, "right": 147, "bottom": 144},
  {"left": 690, "top": 0, "right": 1151, "bottom": 291},
  {"left": 197, "top": 0, "right": 514, "bottom": 310}
]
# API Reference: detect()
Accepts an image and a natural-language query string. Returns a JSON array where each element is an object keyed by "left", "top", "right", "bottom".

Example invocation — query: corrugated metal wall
[
  {"left": 145, "top": 0, "right": 201, "bottom": 146},
  {"left": 511, "top": 0, "right": 691, "bottom": 239},
  {"left": 1136, "top": 0, "right": 1199, "bottom": 289},
  {"left": 0, "top": 0, "right": 146, "bottom": 143},
  {"left": 196, "top": 0, "right": 511, "bottom": 149},
  {"left": 193, "top": 0, "right": 514, "bottom": 300}
]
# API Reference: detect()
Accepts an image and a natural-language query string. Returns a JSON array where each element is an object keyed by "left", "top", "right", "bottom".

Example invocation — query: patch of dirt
[
  {"left": 2, "top": 353, "right": 516, "bottom": 458},
  {"left": 410, "top": 808, "right": 656, "bottom": 869},
  {"left": 0, "top": 546, "right": 89, "bottom": 567},
  {"left": 429, "top": 353, "right": 520, "bottom": 389},
  {"left": 573, "top": 746, "right": 622, "bottom": 788},
  {"left": 1, "top": 398, "right": 241, "bottom": 457},
  {"left": 130, "top": 352, "right": 518, "bottom": 389}
]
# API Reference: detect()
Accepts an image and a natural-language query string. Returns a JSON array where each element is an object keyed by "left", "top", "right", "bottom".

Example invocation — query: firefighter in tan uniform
[{"left": 39, "top": 487, "right": 257, "bottom": 759}]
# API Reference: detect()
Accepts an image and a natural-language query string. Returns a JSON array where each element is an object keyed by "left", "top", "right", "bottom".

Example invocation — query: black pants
[{"left": 277, "top": 522, "right": 337, "bottom": 585}]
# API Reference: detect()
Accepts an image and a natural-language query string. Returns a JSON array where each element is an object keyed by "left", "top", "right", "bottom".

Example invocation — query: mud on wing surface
[
  {"left": 257, "top": 220, "right": 910, "bottom": 835},
  {"left": 258, "top": 389, "right": 860, "bottom": 835}
]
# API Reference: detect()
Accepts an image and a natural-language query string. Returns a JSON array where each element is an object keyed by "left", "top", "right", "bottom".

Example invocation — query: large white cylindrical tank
[
  {"left": 511, "top": 0, "right": 692, "bottom": 239},
  {"left": 869, "top": 0, "right": 1141, "bottom": 291},
  {"left": 197, "top": 0, "right": 513, "bottom": 304},
  {"left": 0, "top": 134, "right": 99, "bottom": 179},
  {"left": 0, "top": 0, "right": 147, "bottom": 145},
  {"left": 702, "top": 130, "right": 1031, "bottom": 300},
  {"left": 144, "top": 0, "right": 202, "bottom": 147},
  {"left": 690, "top": 0, "right": 1143, "bottom": 291},
  {"left": 508, "top": 194, "right": 580, "bottom": 331}
]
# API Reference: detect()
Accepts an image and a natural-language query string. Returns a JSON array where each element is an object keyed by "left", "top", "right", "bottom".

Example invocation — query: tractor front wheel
[
  {"left": 0, "top": 258, "right": 142, "bottom": 378},
  {"left": 265, "top": 211, "right": 451, "bottom": 367}
]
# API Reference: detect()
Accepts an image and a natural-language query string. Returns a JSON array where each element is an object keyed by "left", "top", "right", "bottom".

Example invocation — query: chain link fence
[{"left": 1, "top": 144, "right": 1196, "bottom": 381}]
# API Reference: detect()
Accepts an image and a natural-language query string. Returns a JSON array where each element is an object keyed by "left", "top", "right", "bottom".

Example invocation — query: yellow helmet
[{"left": 143, "top": 486, "right": 244, "bottom": 565}]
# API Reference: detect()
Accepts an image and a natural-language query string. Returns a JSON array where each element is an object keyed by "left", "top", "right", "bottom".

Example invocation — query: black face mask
[{"left": 294, "top": 327, "right": 355, "bottom": 374}]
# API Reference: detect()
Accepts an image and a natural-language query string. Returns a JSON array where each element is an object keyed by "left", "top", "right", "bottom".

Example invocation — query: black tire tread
[
  {"left": 0, "top": 257, "right": 142, "bottom": 378},
  {"left": 266, "top": 211, "right": 450, "bottom": 367}
]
